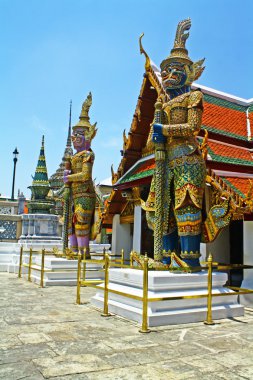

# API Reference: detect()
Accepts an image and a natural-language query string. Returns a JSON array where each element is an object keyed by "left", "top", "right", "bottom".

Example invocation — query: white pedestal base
[
  {"left": 0, "top": 242, "right": 111, "bottom": 286},
  {"left": 0, "top": 242, "right": 21, "bottom": 272},
  {"left": 19, "top": 255, "right": 104, "bottom": 286},
  {"left": 91, "top": 269, "right": 244, "bottom": 326},
  {"left": 239, "top": 278, "right": 253, "bottom": 307}
]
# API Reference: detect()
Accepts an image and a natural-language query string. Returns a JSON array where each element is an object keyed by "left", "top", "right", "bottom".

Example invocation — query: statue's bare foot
[{"left": 131, "top": 252, "right": 170, "bottom": 270}]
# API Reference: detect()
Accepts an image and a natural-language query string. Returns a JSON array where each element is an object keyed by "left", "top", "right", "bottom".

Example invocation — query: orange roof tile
[
  {"left": 221, "top": 177, "right": 252, "bottom": 198},
  {"left": 203, "top": 103, "right": 247, "bottom": 139},
  {"left": 249, "top": 111, "right": 253, "bottom": 139},
  {"left": 208, "top": 141, "right": 253, "bottom": 166}
]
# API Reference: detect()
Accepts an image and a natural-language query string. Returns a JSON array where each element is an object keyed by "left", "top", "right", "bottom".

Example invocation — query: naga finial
[
  {"left": 111, "top": 164, "right": 118, "bottom": 185},
  {"left": 123, "top": 129, "right": 128, "bottom": 148},
  {"left": 139, "top": 33, "right": 151, "bottom": 72}
]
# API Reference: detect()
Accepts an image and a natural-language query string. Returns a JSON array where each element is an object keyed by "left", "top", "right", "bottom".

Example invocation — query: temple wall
[
  {"left": 243, "top": 221, "right": 253, "bottom": 266},
  {"left": 206, "top": 226, "right": 230, "bottom": 264},
  {"left": 240, "top": 221, "right": 253, "bottom": 306},
  {"left": 0, "top": 200, "right": 18, "bottom": 215},
  {"left": 111, "top": 214, "right": 132, "bottom": 260},
  {"left": 0, "top": 214, "right": 22, "bottom": 242}
]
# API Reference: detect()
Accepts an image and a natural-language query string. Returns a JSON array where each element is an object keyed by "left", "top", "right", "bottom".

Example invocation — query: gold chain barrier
[
  {"left": 18, "top": 245, "right": 126, "bottom": 292},
  {"left": 76, "top": 251, "right": 82, "bottom": 304},
  {"left": 18, "top": 246, "right": 23, "bottom": 278},
  {"left": 18, "top": 246, "right": 74, "bottom": 287},
  {"left": 28, "top": 248, "right": 33, "bottom": 282},
  {"left": 40, "top": 248, "right": 45, "bottom": 288},
  {"left": 17, "top": 245, "right": 253, "bottom": 332},
  {"left": 204, "top": 253, "right": 215, "bottom": 325},
  {"left": 76, "top": 249, "right": 133, "bottom": 308},
  {"left": 139, "top": 254, "right": 151, "bottom": 333},
  {"left": 78, "top": 250, "right": 253, "bottom": 333},
  {"left": 101, "top": 253, "right": 110, "bottom": 317}
]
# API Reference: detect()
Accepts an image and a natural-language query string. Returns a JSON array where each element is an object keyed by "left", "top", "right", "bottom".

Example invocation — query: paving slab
[
  {"left": 0, "top": 361, "right": 44, "bottom": 380},
  {"left": 1, "top": 272, "right": 253, "bottom": 379}
]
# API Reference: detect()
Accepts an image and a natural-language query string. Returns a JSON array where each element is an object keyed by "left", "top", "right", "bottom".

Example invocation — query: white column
[
  {"left": 132, "top": 206, "right": 142, "bottom": 254},
  {"left": 240, "top": 221, "right": 253, "bottom": 306},
  {"left": 111, "top": 214, "right": 132, "bottom": 260},
  {"left": 200, "top": 243, "right": 207, "bottom": 263},
  {"left": 28, "top": 218, "right": 33, "bottom": 236},
  {"left": 21, "top": 215, "right": 29, "bottom": 237}
]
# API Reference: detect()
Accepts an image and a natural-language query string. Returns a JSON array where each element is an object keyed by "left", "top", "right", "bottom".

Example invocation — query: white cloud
[{"left": 27, "top": 115, "right": 50, "bottom": 134}]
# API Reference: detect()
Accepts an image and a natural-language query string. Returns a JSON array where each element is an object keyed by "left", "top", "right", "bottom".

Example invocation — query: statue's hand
[
  {"left": 63, "top": 170, "right": 71, "bottom": 184},
  {"left": 152, "top": 124, "right": 166, "bottom": 143}
]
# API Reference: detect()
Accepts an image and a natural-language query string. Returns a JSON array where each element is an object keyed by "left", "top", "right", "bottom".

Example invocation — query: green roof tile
[
  {"left": 221, "top": 177, "right": 246, "bottom": 198},
  {"left": 207, "top": 146, "right": 253, "bottom": 167},
  {"left": 120, "top": 168, "right": 154, "bottom": 184},
  {"left": 204, "top": 94, "right": 247, "bottom": 112},
  {"left": 202, "top": 125, "right": 248, "bottom": 141}
]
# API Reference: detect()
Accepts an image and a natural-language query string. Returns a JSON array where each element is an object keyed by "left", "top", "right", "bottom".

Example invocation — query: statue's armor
[
  {"left": 146, "top": 90, "right": 206, "bottom": 259},
  {"left": 163, "top": 91, "right": 200, "bottom": 160},
  {"left": 67, "top": 150, "right": 96, "bottom": 238}
]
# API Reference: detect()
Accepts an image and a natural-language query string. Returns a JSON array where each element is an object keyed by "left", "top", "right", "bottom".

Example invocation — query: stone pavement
[{"left": 1, "top": 273, "right": 253, "bottom": 380}]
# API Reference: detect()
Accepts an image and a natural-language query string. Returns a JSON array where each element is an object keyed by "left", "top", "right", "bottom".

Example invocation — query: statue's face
[
  {"left": 71, "top": 127, "right": 85, "bottom": 150},
  {"left": 161, "top": 61, "right": 187, "bottom": 90}
]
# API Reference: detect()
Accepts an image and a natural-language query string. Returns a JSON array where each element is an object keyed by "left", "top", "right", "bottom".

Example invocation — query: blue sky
[{"left": 1, "top": 0, "right": 252, "bottom": 198}]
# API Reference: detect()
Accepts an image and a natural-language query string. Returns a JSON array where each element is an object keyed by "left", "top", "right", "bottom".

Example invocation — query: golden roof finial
[
  {"left": 111, "top": 164, "right": 118, "bottom": 185},
  {"left": 139, "top": 33, "right": 151, "bottom": 72}
]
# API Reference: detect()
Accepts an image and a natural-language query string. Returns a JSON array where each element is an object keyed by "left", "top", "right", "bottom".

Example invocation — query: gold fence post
[
  {"left": 40, "top": 249, "right": 45, "bottom": 288},
  {"left": 18, "top": 246, "right": 23, "bottom": 278},
  {"left": 204, "top": 253, "right": 215, "bottom": 325},
  {"left": 103, "top": 247, "right": 106, "bottom": 260},
  {"left": 76, "top": 251, "right": 82, "bottom": 304},
  {"left": 101, "top": 253, "right": 111, "bottom": 317},
  {"left": 82, "top": 248, "right": 87, "bottom": 283},
  {"left": 139, "top": 254, "right": 151, "bottom": 333},
  {"left": 28, "top": 248, "right": 32, "bottom": 282},
  {"left": 130, "top": 251, "right": 133, "bottom": 268},
  {"left": 121, "top": 248, "right": 124, "bottom": 266}
]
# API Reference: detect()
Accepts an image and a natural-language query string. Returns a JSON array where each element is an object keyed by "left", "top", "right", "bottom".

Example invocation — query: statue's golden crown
[
  {"left": 160, "top": 18, "right": 205, "bottom": 84},
  {"left": 72, "top": 92, "right": 97, "bottom": 142},
  {"left": 139, "top": 18, "right": 205, "bottom": 86}
]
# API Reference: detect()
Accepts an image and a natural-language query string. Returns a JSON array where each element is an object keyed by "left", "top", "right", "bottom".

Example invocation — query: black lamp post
[{"left": 11, "top": 147, "right": 19, "bottom": 200}]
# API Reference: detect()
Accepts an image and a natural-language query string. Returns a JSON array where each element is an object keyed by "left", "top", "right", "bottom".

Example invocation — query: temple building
[
  {"left": 28, "top": 135, "right": 54, "bottom": 214},
  {"left": 101, "top": 66, "right": 253, "bottom": 286},
  {"left": 19, "top": 136, "right": 61, "bottom": 246}
]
